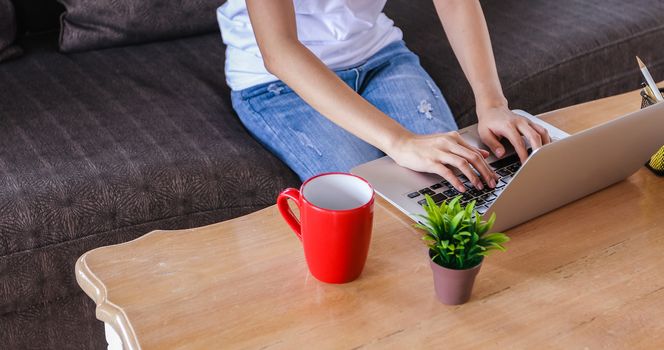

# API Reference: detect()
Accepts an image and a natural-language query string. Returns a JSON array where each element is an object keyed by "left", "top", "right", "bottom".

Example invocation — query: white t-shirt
[{"left": 217, "top": 0, "right": 403, "bottom": 91}]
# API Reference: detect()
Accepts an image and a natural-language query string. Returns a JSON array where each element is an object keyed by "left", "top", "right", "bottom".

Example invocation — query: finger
[
  {"left": 449, "top": 143, "right": 496, "bottom": 189},
  {"left": 477, "top": 148, "right": 500, "bottom": 180},
  {"left": 430, "top": 163, "right": 465, "bottom": 192},
  {"left": 478, "top": 128, "right": 506, "bottom": 158},
  {"left": 440, "top": 153, "right": 480, "bottom": 192},
  {"left": 453, "top": 135, "right": 499, "bottom": 181},
  {"left": 530, "top": 122, "right": 551, "bottom": 144},
  {"left": 517, "top": 120, "right": 542, "bottom": 150},
  {"left": 500, "top": 126, "right": 529, "bottom": 162}
]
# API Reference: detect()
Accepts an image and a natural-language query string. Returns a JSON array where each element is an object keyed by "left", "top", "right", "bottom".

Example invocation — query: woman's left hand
[{"left": 476, "top": 105, "right": 551, "bottom": 162}]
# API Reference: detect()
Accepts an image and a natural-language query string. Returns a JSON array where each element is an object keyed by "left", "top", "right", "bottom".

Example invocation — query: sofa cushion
[
  {"left": 57, "top": 0, "right": 225, "bottom": 52},
  {"left": 0, "top": 0, "right": 22, "bottom": 62},
  {"left": 1, "top": 291, "right": 105, "bottom": 349},
  {"left": 0, "top": 32, "right": 299, "bottom": 319},
  {"left": 386, "top": 0, "right": 664, "bottom": 127}
]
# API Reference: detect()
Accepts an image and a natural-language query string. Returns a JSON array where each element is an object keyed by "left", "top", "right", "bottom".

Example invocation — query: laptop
[{"left": 351, "top": 104, "right": 664, "bottom": 231}]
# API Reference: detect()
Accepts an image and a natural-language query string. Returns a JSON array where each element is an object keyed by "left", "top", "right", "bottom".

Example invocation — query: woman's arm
[
  {"left": 433, "top": 0, "right": 551, "bottom": 161},
  {"left": 246, "top": 0, "right": 497, "bottom": 191}
]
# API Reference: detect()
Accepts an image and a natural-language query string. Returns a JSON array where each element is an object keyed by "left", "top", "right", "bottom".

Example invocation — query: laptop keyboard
[{"left": 406, "top": 153, "right": 522, "bottom": 215}]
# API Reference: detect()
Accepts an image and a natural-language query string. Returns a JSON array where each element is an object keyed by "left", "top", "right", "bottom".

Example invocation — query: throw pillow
[
  {"left": 57, "top": 0, "right": 225, "bottom": 53},
  {"left": 0, "top": 0, "right": 22, "bottom": 62}
]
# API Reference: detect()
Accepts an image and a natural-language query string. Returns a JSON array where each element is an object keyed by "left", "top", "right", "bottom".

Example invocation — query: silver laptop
[{"left": 351, "top": 105, "right": 664, "bottom": 231}]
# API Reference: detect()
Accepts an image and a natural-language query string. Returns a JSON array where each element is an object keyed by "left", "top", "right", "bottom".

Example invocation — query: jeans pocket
[
  {"left": 240, "top": 81, "right": 293, "bottom": 101},
  {"left": 245, "top": 83, "right": 298, "bottom": 116}
]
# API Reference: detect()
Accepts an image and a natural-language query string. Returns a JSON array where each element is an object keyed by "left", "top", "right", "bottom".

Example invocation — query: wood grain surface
[{"left": 76, "top": 87, "right": 664, "bottom": 349}]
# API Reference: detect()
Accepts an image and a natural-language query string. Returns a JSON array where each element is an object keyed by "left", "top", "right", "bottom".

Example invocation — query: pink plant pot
[{"left": 429, "top": 258, "right": 483, "bottom": 305}]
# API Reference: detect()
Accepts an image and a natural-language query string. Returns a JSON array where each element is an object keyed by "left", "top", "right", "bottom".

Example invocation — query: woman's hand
[
  {"left": 434, "top": 0, "right": 550, "bottom": 162},
  {"left": 387, "top": 131, "right": 499, "bottom": 192},
  {"left": 477, "top": 105, "right": 551, "bottom": 162}
]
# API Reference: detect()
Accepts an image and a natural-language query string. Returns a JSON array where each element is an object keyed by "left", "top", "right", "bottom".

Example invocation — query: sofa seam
[
  {"left": 534, "top": 61, "right": 664, "bottom": 110},
  {"left": 0, "top": 291, "right": 82, "bottom": 318},
  {"left": 502, "top": 24, "right": 664, "bottom": 92},
  {"left": 512, "top": 59, "right": 664, "bottom": 108},
  {"left": 456, "top": 58, "right": 664, "bottom": 120},
  {"left": 0, "top": 203, "right": 273, "bottom": 259},
  {"left": 0, "top": 204, "right": 277, "bottom": 316}
]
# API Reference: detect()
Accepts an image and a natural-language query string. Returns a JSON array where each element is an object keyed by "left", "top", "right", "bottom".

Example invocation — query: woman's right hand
[{"left": 386, "top": 131, "right": 499, "bottom": 192}]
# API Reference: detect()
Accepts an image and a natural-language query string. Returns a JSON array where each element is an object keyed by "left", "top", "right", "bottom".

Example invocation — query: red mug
[{"left": 277, "top": 172, "right": 375, "bottom": 283}]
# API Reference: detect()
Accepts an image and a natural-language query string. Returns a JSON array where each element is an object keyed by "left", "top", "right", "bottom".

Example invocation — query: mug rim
[{"left": 300, "top": 172, "right": 375, "bottom": 212}]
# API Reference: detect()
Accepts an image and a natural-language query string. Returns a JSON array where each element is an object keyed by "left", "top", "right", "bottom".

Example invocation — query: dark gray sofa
[{"left": 1, "top": 0, "right": 663, "bottom": 348}]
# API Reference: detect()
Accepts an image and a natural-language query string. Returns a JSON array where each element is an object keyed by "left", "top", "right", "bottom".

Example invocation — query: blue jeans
[{"left": 231, "top": 41, "right": 458, "bottom": 181}]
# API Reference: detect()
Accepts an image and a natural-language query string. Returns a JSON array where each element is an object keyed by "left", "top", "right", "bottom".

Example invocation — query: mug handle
[{"left": 277, "top": 188, "right": 302, "bottom": 241}]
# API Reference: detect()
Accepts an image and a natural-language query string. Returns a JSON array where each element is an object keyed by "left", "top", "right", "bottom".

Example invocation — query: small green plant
[{"left": 414, "top": 195, "right": 510, "bottom": 270}]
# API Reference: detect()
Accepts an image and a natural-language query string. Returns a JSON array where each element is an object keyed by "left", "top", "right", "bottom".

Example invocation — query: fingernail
[
  {"left": 490, "top": 179, "right": 496, "bottom": 188},
  {"left": 458, "top": 186, "right": 466, "bottom": 192},
  {"left": 496, "top": 148, "right": 505, "bottom": 157},
  {"left": 476, "top": 182, "right": 484, "bottom": 190}
]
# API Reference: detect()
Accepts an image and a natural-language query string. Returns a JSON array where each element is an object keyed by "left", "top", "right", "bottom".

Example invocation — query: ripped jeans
[{"left": 230, "top": 40, "right": 458, "bottom": 181}]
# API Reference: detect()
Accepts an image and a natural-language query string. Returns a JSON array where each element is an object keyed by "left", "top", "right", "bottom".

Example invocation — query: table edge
[
  {"left": 75, "top": 205, "right": 278, "bottom": 349},
  {"left": 76, "top": 252, "right": 142, "bottom": 350}
]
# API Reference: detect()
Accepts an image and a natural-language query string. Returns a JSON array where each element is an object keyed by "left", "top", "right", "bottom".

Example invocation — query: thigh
[
  {"left": 360, "top": 51, "right": 458, "bottom": 135},
  {"left": 231, "top": 81, "right": 384, "bottom": 181}
]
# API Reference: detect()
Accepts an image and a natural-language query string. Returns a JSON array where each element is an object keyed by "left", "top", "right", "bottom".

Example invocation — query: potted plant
[{"left": 415, "top": 195, "right": 510, "bottom": 305}]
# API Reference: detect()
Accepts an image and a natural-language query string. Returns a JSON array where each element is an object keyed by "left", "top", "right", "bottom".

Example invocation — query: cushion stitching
[
  {"left": 503, "top": 24, "right": 664, "bottom": 92},
  {"left": 0, "top": 203, "right": 277, "bottom": 259},
  {"left": 455, "top": 58, "right": 664, "bottom": 119},
  {"left": 0, "top": 204, "right": 286, "bottom": 316},
  {"left": 0, "top": 291, "right": 87, "bottom": 318}
]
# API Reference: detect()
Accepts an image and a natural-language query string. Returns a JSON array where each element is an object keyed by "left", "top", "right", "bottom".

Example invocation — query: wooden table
[{"left": 76, "top": 88, "right": 664, "bottom": 349}]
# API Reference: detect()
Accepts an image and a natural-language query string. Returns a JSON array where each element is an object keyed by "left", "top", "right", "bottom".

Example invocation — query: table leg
[{"left": 105, "top": 322, "right": 123, "bottom": 350}]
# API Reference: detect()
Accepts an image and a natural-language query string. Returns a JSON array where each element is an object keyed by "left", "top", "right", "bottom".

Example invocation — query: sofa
[{"left": 1, "top": 0, "right": 663, "bottom": 348}]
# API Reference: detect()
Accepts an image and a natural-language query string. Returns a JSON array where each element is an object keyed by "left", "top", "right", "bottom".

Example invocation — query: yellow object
[
  {"left": 648, "top": 146, "right": 664, "bottom": 175},
  {"left": 640, "top": 86, "right": 663, "bottom": 176}
]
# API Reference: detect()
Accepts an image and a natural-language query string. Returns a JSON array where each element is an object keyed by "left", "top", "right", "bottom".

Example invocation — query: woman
[{"left": 218, "top": 0, "right": 550, "bottom": 192}]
